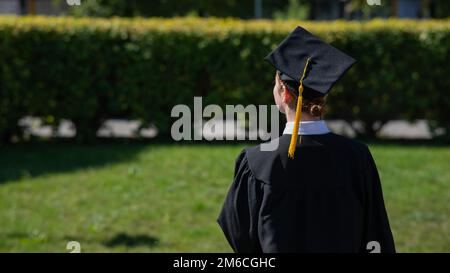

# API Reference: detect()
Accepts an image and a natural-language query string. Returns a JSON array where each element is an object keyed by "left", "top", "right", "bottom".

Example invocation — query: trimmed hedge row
[{"left": 0, "top": 16, "right": 449, "bottom": 142}]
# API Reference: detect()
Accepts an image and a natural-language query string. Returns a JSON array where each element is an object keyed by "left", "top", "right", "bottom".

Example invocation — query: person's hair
[
  {"left": 278, "top": 76, "right": 327, "bottom": 118},
  {"left": 301, "top": 96, "right": 327, "bottom": 117}
]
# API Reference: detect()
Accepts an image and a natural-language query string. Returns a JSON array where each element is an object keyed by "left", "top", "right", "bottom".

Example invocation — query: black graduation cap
[
  {"left": 264, "top": 26, "right": 356, "bottom": 99},
  {"left": 264, "top": 26, "right": 356, "bottom": 159}
]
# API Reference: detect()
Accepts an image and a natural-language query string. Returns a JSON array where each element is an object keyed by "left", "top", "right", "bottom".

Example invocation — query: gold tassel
[{"left": 288, "top": 57, "right": 311, "bottom": 159}]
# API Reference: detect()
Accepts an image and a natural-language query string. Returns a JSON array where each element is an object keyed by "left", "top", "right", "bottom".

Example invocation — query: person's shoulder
[
  {"left": 327, "top": 132, "right": 370, "bottom": 152},
  {"left": 238, "top": 136, "right": 290, "bottom": 184},
  {"left": 244, "top": 135, "right": 289, "bottom": 161},
  {"left": 234, "top": 148, "right": 248, "bottom": 165},
  {"left": 325, "top": 133, "right": 374, "bottom": 165}
]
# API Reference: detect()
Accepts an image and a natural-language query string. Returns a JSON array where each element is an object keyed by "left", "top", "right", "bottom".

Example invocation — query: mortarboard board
[{"left": 264, "top": 26, "right": 356, "bottom": 158}]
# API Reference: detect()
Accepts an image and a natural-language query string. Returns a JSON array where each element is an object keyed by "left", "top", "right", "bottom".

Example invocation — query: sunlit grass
[{"left": 0, "top": 142, "right": 448, "bottom": 252}]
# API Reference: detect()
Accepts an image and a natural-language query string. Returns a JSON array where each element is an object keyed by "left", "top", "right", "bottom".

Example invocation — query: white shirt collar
[{"left": 283, "top": 120, "right": 330, "bottom": 135}]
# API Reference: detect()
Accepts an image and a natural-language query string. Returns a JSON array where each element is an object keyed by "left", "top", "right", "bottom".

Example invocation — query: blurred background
[
  {"left": 2, "top": 0, "right": 450, "bottom": 19},
  {"left": 0, "top": 0, "right": 448, "bottom": 252}
]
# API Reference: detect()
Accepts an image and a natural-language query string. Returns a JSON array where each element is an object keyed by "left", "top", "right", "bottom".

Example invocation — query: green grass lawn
[{"left": 0, "top": 142, "right": 448, "bottom": 252}]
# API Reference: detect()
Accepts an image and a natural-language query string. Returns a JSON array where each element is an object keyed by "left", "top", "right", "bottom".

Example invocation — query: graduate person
[{"left": 217, "top": 26, "right": 396, "bottom": 253}]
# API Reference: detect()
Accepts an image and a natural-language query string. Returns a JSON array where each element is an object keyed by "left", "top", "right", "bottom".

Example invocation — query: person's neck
[{"left": 285, "top": 110, "right": 320, "bottom": 122}]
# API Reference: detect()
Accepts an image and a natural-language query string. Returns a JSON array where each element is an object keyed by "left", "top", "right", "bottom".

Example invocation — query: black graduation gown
[{"left": 217, "top": 133, "right": 395, "bottom": 253}]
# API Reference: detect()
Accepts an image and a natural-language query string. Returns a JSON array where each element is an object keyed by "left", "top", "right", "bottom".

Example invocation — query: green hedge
[{"left": 0, "top": 16, "right": 449, "bottom": 142}]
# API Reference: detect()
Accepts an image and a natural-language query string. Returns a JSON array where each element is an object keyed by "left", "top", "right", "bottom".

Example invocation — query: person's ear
[{"left": 282, "top": 88, "right": 292, "bottom": 104}]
